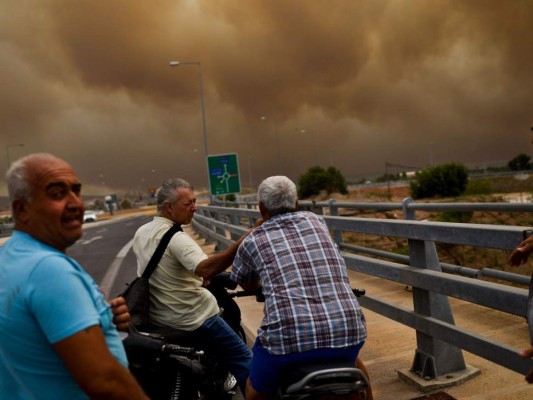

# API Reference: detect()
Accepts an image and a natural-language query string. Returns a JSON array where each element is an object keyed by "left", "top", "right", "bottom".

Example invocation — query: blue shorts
[{"left": 248, "top": 339, "right": 364, "bottom": 394}]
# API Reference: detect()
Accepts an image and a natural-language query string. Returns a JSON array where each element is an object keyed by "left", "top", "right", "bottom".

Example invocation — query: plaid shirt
[{"left": 232, "top": 211, "right": 366, "bottom": 355}]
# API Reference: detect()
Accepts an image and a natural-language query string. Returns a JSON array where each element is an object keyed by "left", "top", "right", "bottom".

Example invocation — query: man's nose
[{"left": 66, "top": 191, "right": 83, "bottom": 207}]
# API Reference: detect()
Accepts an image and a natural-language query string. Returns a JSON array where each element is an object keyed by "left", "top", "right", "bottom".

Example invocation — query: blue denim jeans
[{"left": 195, "top": 315, "right": 252, "bottom": 393}]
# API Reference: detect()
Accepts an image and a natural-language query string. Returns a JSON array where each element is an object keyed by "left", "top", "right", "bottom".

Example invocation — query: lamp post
[
  {"left": 260, "top": 115, "right": 282, "bottom": 174},
  {"left": 6, "top": 143, "right": 24, "bottom": 170},
  {"left": 296, "top": 128, "right": 318, "bottom": 164},
  {"left": 169, "top": 61, "right": 210, "bottom": 190},
  {"left": 247, "top": 155, "right": 254, "bottom": 188}
]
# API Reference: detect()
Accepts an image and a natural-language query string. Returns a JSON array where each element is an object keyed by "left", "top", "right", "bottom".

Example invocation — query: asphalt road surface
[{"left": 69, "top": 214, "right": 151, "bottom": 297}]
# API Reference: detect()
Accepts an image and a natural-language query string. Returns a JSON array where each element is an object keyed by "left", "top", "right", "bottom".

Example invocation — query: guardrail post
[
  {"left": 214, "top": 211, "right": 228, "bottom": 250},
  {"left": 195, "top": 209, "right": 213, "bottom": 245},
  {"left": 229, "top": 214, "right": 241, "bottom": 241},
  {"left": 399, "top": 198, "right": 475, "bottom": 388},
  {"left": 524, "top": 229, "right": 533, "bottom": 348},
  {"left": 329, "top": 199, "right": 343, "bottom": 245}
]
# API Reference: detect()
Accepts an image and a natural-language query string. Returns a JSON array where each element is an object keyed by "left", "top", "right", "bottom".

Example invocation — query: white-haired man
[{"left": 231, "top": 176, "right": 369, "bottom": 400}]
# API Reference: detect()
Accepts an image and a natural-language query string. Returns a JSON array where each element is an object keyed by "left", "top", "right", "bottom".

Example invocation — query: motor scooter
[
  {"left": 123, "top": 274, "right": 369, "bottom": 400},
  {"left": 122, "top": 272, "right": 249, "bottom": 400}
]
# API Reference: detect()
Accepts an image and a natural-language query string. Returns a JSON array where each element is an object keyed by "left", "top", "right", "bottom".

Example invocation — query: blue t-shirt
[{"left": 0, "top": 231, "right": 127, "bottom": 399}]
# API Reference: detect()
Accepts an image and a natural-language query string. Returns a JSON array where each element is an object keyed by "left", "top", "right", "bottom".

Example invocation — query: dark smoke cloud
[{"left": 1, "top": 0, "right": 532, "bottom": 197}]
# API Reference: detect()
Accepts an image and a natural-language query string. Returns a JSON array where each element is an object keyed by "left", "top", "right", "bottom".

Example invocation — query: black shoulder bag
[{"left": 120, "top": 224, "right": 182, "bottom": 328}]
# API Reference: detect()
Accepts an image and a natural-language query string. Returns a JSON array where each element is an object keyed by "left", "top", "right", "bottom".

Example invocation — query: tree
[
  {"left": 508, "top": 153, "right": 531, "bottom": 171},
  {"left": 120, "top": 199, "right": 133, "bottom": 210},
  {"left": 298, "top": 166, "right": 348, "bottom": 198},
  {"left": 410, "top": 163, "right": 469, "bottom": 199}
]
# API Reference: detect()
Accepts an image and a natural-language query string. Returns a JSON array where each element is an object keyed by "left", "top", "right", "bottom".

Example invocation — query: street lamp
[
  {"left": 6, "top": 143, "right": 24, "bottom": 170},
  {"left": 247, "top": 155, "right": 254, "bottom": 188},
  {"left": 169, "top": 60, "right": 210, "bottom": 189},
  {"left": 296, "top": 128, "right": 317, "bottom": 163},
  {"left": 260, "top": 116, "right": 282, "bottom": 174}
]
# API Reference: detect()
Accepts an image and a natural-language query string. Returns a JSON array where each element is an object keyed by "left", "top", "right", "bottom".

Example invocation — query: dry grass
[{"left": 333, "top": 183, "right": 533, "bottom": 287}]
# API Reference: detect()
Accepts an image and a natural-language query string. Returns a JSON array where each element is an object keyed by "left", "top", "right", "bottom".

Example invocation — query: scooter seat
[
  {"left": 280, "top": 361, "right": 368, "bottom": 395},
  {"left": 138, "top": 324, "right": 197, "bottom": 346}
]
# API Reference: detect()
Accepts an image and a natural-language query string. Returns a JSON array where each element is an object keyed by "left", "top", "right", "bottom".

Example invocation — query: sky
[{"left": 1, "top": 0, "right": 532, "bottom": 197}]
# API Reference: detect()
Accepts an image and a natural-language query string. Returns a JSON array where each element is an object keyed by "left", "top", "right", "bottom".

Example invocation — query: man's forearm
[
  {"left": 54, "top": 326, "right": 148, "bottom": 399},
  {"left": 195, "top": 224, "right": 258, "bottom": 278},
  {"left": 195, "top": 241, "right": 241, "bottom": 279}
]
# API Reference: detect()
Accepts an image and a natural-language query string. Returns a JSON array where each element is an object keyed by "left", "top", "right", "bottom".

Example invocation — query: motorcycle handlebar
[
  {"left": 124, "top": 326, "right": 204, "bottom": 358},
  {"left": 162, "top": 343, "right": 203, "bottom": 357},
  {"left": 232, "top": 289, "right": 262, "bottom": 298},
  {"left": 227, "top": 288, "right": 265, "bottom": 302}
]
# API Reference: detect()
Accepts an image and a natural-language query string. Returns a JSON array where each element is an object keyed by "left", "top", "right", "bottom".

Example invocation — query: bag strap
[{"left": 141, "top": 224, "right": 182, "bottom": 279}]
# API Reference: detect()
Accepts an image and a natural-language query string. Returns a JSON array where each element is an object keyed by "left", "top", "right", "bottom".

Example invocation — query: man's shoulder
[
  {"left": 4, "top": 235, "right": 79, "bottom": 278},
  {"left": 7, "top": 231, "right": 63, "bottom": 254},
  {"left": 269, "top": 211, "right": 321, "bottom": 226},
  {"left": 296, "top": 210, "right": 319, "bottom": 219},
  {"left": 135, "top": 217, "right": 173, "bottom": 235}
]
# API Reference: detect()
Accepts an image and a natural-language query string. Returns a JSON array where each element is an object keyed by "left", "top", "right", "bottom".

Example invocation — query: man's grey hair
[
  {"left": 258, "top": 176, "right": 298, "bottom": 216},
  {"left": 6, "top": 153, "right": 58, "bottom": 211},
  {"left": 156, "top": 178, "right": 193, "bottom": 212}
]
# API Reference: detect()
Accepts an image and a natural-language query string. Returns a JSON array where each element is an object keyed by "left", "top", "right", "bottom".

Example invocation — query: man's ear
[
  {"left": 12, "top": 199, "right": 29, "bottom": 225},
  {"left": 259, "top": 202, "right": 270, "bottom": 220},
  {"left": 159, "top": 201, "right": 172, "bottom": 218}
]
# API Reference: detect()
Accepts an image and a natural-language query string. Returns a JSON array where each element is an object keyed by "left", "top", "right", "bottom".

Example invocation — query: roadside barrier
[{"left": 192, "top": 198, "right": 533, "bottom": 390}]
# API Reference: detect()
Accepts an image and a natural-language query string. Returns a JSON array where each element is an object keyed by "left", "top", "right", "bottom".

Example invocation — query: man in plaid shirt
[{"left": 231, "top": 176, "right": 368, "bottom": 400}]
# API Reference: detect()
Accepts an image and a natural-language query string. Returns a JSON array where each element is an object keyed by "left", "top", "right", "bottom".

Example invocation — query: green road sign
[{"left": 207, "top": 153, "right": 241, "bottom": 195}]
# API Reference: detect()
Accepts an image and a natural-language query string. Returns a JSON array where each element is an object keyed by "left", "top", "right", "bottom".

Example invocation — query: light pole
[
  {"left": 247, "top": 155, "right": 254, "bottom": 188},
  {"left": 169, "top": 60, "right": 210, "bottom": 190},
  {"left": 6, "top": 143, "right": 24, "bottom": 170},
  {"left": 261, "top": 116, "right": 282, "bottom": 174},
  {"left": 296, "top": 128, "right": 317, "bottom": 164}
]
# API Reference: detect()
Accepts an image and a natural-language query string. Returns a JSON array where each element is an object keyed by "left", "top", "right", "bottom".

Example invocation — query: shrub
[
  {"left": 298, "top": 166, "right": 348, "bottom": 198},
  {"left": 410, "top": 163, "right": 469, "bottom": 199},
  {"left": 120, "top": 199, "right": 132, "bottom": 209},
  {"left": 508, "top": 153, "right": 531, "bottom": 171}
]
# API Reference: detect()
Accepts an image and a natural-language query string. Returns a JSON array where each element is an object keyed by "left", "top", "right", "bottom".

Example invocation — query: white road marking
[
  {"left": 99, "top": 238, "right": 134, "bottom": 297},
  {"left": 80, "top": 236, "right": 103, "bottom": 245}
]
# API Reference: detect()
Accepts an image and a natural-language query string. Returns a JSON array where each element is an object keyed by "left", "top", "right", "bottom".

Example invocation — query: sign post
[{"left": 207, "top": 153, "right": 241, "bottom": 196}]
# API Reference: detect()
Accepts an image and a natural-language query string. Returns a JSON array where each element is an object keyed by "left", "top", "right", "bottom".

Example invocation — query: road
[{"left": 69, "top": 214, "right": 151, "bottom": 298}]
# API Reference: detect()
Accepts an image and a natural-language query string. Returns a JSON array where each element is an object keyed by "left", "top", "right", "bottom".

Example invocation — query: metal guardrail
[
  {"left": 194, "top": 198, "right": 533, "bottom": 384},
  {"left": 0, "top": 224, "right": 14, "bottom": 238}
]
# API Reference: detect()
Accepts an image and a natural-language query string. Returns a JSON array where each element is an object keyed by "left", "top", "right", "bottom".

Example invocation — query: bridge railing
[
  {"left": 193, "top": 198, "right": 533, "bottom": 388},
  {"left": 0, "top": 223, "right": 14, "bottom": 238}
]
